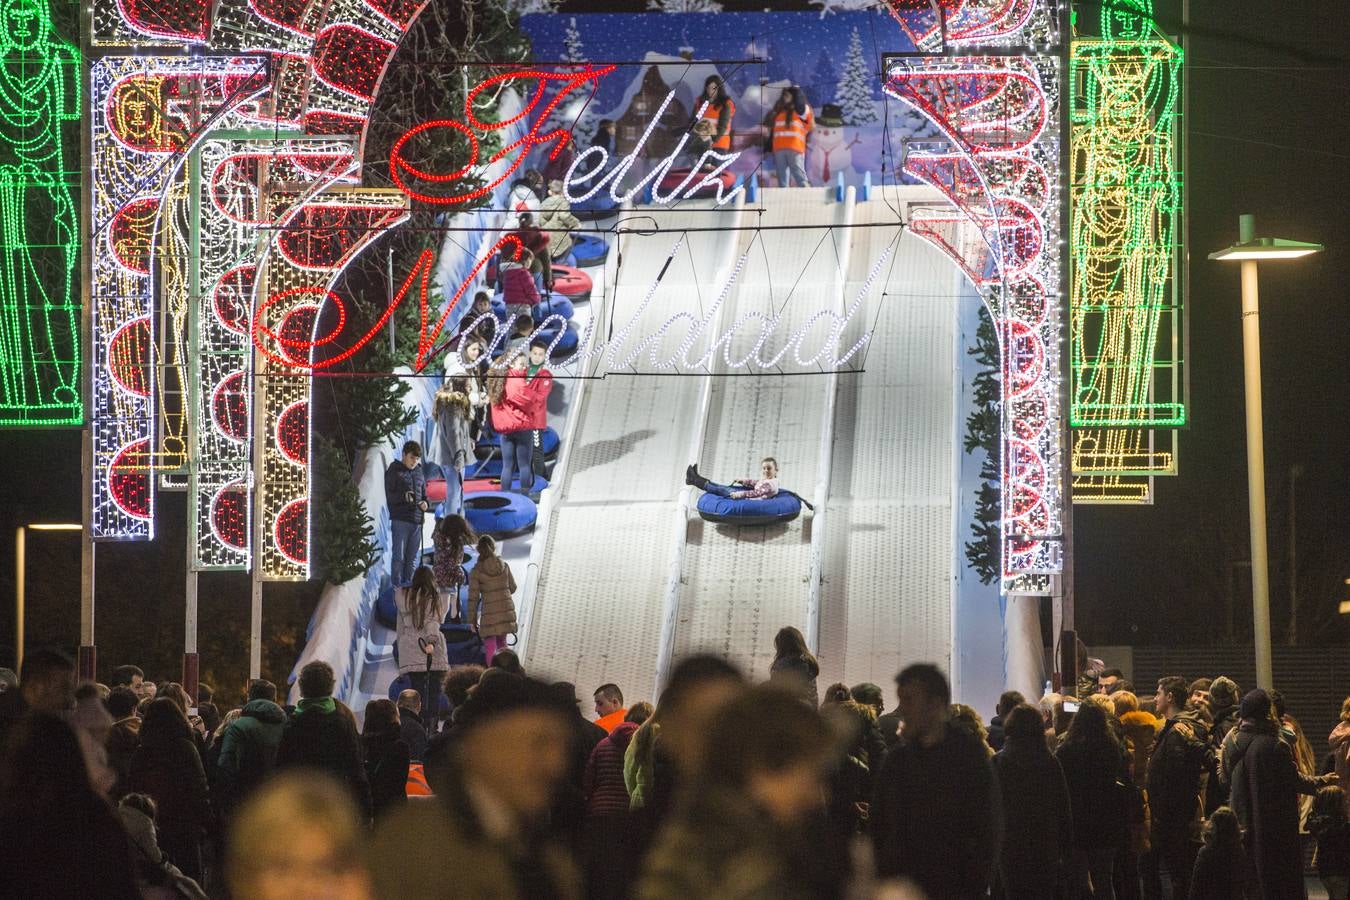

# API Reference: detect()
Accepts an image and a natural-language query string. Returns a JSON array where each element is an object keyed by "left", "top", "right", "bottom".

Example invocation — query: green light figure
[{"left": 0, "top": 0, "right": 80, "bottom": 425}]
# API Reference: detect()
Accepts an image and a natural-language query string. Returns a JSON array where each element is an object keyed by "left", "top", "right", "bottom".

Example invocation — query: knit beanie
[
  {"left": 1239, "top": 688, "right": 1272, "bottom": 721},
  {"left": 1209, "top": 676, "right": 1239, "bottom": 709}
]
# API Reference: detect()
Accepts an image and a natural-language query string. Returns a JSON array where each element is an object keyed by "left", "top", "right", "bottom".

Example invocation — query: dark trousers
[
  {"left": 390, "top": 519, "right": 422, "bottom": 587},
  {"left": 410, "top": 669, "right": 444, "bottom": 731},
  {"left": 1141, "top": 823, "right": 1197, "bottom": 900}
]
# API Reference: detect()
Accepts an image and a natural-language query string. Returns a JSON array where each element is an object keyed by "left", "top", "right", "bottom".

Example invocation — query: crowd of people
[{"left": 5, "top": 637, "right": 1350, "bottom": 899}]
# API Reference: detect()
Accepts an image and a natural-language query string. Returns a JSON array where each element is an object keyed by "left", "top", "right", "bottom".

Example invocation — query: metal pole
[
  {"left": 14, "top": 527, "right": 24, "bottom": 674},
  {"left": 250, "top": 577, "right": 262, "bottom": 679},
  {"left": 1237, "top": 213, "right": 1273, "bottom": 690},
  {"left": 80, "top": 428, "right": 96, "bottom": 681},
  {"left": 1287, "top": 464, "right": 1299, "bottom": 644},
  {"left": 184, "top": 565, "right": 199, "bottom": 701}
]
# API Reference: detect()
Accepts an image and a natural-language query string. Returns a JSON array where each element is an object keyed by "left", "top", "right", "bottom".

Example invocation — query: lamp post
[
  {"left": 14, "top": 523, "right": 83, "bottom": 674},
  {"left": 1208, "top": 214, "right": 1323, "bottom": 690}
]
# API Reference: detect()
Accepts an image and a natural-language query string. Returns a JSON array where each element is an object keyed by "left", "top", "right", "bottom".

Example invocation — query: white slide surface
[
  {"left": 522, "top": 200, "right": 745, "bottom": 699},
  {"left": 817, "top": 193, "right": 963, "bottom": 690}
]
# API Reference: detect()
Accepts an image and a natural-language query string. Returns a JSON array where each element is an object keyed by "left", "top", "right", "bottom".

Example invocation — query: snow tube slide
[
  {"left": 550, "top": 265, "right": 592, "bottom": 302},
  {"left": 465, "top": 474, "right": 549, "bottom": 495},
  {"left": 655, "top": 167, "right": 737, "bottom": 201},
  {"left": 464, "top": 491, "right": 538, "bottom": 538},
  {"left": 474, "top": 426, "right": 560, "bottom": 460},
  {"left": 570, "top": 232, "right": 608, "bottom": 268},
  {"left": 696, "top": 491, "right": 803, "bottom": 527},
  {"left": 532, "top": 295, "right": 574, "bottom": 323}
]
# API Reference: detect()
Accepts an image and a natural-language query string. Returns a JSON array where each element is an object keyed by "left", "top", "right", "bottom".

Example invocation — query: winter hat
[
  {"left": 817, "top": 103, "right": 845, "bottom": 127},
  {"left": 1209, "top": 676, "right": 1239, "bottom": 709},
  {"left": 1239, "top": 688, "right": 1272, "bottom": 721},
  {"left": 548, "top": 179, "right": 564, "bottom": 195}
]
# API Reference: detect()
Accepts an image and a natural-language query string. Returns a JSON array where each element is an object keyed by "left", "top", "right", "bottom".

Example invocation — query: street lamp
[
  {"left": 14, "top": 523, "right": 82, "bottom": 674},
  {"left": 1208, "top": 214, "right": 1323, "bottom": 690}
]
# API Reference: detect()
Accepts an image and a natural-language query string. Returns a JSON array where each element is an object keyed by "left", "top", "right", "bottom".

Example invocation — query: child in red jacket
[
  {"left": 499, "top": 249, "right": 540, "bottom": 321},
  {"left": 490, "top": 340, "right": 552, "bottom": 499}
]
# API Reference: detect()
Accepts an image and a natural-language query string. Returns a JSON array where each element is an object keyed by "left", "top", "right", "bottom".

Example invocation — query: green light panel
[{"left": 0, "top": 0, "right": 82, "bottom": 427}]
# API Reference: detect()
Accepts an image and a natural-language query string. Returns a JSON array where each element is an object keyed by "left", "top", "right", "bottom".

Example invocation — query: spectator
[
  {"left": 1099, "top": 668, "right": 1125, "bottom": 694},
  {"left": 551, "top": 681, "right": 610, "bottom": 843},
  {"left": 543, "top": 136, "right": 577, "bottom": 187},
  {"left": 991, "top": 704, "right": 1073, "bottom": 898},
  {"left": 1143, "top": 676, "right": 1210, "bottom": 899},
  {"left": 72, "top": 680, "right": 117, "bottom": 795},
  {"left": 1331, "top": 697, "right": 1350, "bottom": 816},
  {"left": 510, "top": 211, "right": 554, "bottom": 292},
  {"left": 1187, "top": 806, "right": 1246, "bottom": 900},
  {"left": 361, "top": 699, "right": 410, "bottom": 820},
  {"left": 396, "top": 689, "right": 429, "bottom": 762},
  {"left": 768, "top": 624, "right": 819, "bottom": 708},
  {"left": 1056, "top": 701, "right": 1129, "bottom": 897},
  {"left": 500, "top": 247, "right": 542, "bottom": 321},
  {"left": 0, "top": 713, "right": 142, "bottom": 900},
  {"left": 106, "top": 684, "right": 142, "bottom": 793},
  {"left": 850, "top": 682, "right": 885, "bottom": 716},
  {"left": 0, "top": 666, "right": 15, "bottom": 694},
  {"left": 432, "top": 513, "right": 475, "bottom": 621},
  {"left": 368, "top": 674, "right": 583, "bottom": 898},
  {"left": 118, "top": 792, "right": 209, "bottom": 899},
  {"left": 540, "top": 179, "right": 582, "bottom": 266},
  {"left": 871, "top": 663, "right": 1000, "bottom": 899},
  {"left": 593, "top": 682, "right": 627, "bottom": 733},
  {"left": 466, "top": 534, "right": 519, "bottom": 664},
  {"left": 821, "top": 682, "right": 851, "bottom": 706},
  {"left": 498, "top": 340, "right": 553, "bottom": 501},
  {"left": 197, "top": 682, "right": 221, "bottom": 739},
  {"left": 127, "top": 697, "right": 212, "bottom": 883},
  {"left": 433, "top": 380, "right": 476, "bottom": 515},
  {"left": 384, "top": 440, "right": 429, "bottom": 588},
  {"left": 216, "top": 678, "right": 287, "bottom": 815},
  {"left": 0, "top": 646, "right": 75, "bottom": 743},
  {"left": 142, "top": 680, "right": 158, "bottom": 701},
  {"left": 421, "top": 664, "right": 487, "bottom": 788},
  {"left": 1271, "top": 688, "right": 1319, "bottom": 829},
  {"left": 585, "top": 708, "right": 640, "bottom": 820},
  {"left": 1311, "top": 785, "right": 1350, "bottom": 900},
  {"left": 626, "top": 701, "right": 653, "bottom": 726},
  {"left": 583, "top": 706, "right": 643, "bottom": 900},
  {"left": 490, "top": 647, "right": 525, "bottom": 676},
  {"left": 397, "top": 565, "right": 450, "bottom": 719},
  {"left": 276, "top": 661, "right": 372, "bottom": 821},
  {"left": 160, "top": 680, "right": 207, "bottom": 747},
  {"left": 110, "top": 664, "right": 145, "bottom": 695},
  {"left": 636, "top": 686, "right": 833, "bottom": 900},
  {"left": 227, "top": 772, "right": 372, "bottom": 900},
  {"left": 1188, "top": 678, "right": 1213, "bottom": 712},
  {"left": 951, "top": 703, "right": 994, "bottom": 757},
  {"left": 987, "top": 689, "right": 1024, "bottom": 752},
  {"left": 1205, "top": 676, "right": 1241, "bottom": 816},
  {"left": 1221, "top": 688, "right": 1333, "bottom": 897},
  {"left": 823, "top": 699, "right": 877, "bottom": 840}
]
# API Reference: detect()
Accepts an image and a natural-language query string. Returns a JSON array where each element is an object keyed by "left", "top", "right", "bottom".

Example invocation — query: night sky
[{"left": 2, "top": 0, "right": 1348, "bottom": 685}]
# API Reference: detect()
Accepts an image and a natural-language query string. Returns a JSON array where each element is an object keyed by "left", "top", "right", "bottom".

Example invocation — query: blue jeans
[
  {"left": 499, "top": 430, "right": 534, "bottom": 494},
  {"left": 774, "top": 149, "right": 808, "bottom": 187},
  {"left": 703, "top": 480, "right": 736, "bottom": 498},
  {"left": 445, "top": 467, "right": 464, "bottom": 515},
  {"left": 390, "top": 519, "right": 422, "bottom": 587}
]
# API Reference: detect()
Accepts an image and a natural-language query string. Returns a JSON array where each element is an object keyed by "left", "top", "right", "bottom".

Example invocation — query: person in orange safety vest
[
  {"left": 769, "top": 86, "right": 813, "bottom": 187},
  {"left": 688, "top": 74, "right": 735, "bottom": 160}
]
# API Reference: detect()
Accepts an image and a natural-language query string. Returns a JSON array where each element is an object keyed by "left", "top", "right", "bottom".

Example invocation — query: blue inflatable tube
[
  {"left": 573, "top": 191, "right": 619, "bottom": 220},
  {"left": 571, "top": 232, "right": 608, "bottom": 268},
  {"left": 464, "top": 491, "right": 538, "bottom": 537},
  {"left": 696, "top": 491, "right": 803, "bottom": 527},
  {"left": 536, "top": 322, "right": 578, "bottom": 358},
  {"left": 532, "top": 295, "right": 574, "bottom": 323}
]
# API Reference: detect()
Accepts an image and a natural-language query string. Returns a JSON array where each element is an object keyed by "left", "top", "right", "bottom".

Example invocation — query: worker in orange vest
[
  {"left": 769, "top": 86, "right": 813, "bottom": 187},
  {"left": 689, "top": 74, "right": 735, "bottom": 160}
]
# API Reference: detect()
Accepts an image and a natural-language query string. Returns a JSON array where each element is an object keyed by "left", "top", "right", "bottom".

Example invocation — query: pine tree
[
  {"left": 562, "top": 16, "right": 585, "bottom": 63},
  {"left": 647, "top": 0, "right": 723, "bottom": 12},
  {"left": 834, "top": 27, "right": 879, "bottom": 126},
  {"left": 963, "top": 312, "right": 1002, "bottom": 585},
  {"left": 810, "top": 48, "right": 837, "bottom": 106},
  {"left": 311, "top": 438, "right": 381, "bottom": 587},
  {"left": 550, "top": 16, "right": 600, "bottom": 146}
]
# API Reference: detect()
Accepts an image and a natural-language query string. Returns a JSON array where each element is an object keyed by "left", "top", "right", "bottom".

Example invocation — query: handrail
[
  {"left": 650, "top": 196, "right": 746, "bottom": 700},
  {"left": 805, "top": 186, "right": 856, "bottom": 654}
]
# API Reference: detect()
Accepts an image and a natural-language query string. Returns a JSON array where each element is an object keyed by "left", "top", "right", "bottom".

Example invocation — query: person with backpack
[
  {"left": 396, "top": 566, "right": 449, "bottom": 720},
  {"left": 465, "top": 535, "right": 517, "bottom": 665}
]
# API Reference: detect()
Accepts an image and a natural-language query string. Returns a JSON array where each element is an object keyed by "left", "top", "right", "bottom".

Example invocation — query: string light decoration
[
  {"left": 1069, "top": 2, "right": 1182, "bottom": 504},
  {"left": 0, "top": 0, "right": 82, "bottom": 427},
  {"left": 884, "top": 12, "right": 1065, "bottom": 594}
]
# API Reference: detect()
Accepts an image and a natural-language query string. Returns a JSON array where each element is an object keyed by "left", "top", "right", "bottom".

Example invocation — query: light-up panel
[{"left": 0, "top": 0, "right": 81, "bottom": 427}]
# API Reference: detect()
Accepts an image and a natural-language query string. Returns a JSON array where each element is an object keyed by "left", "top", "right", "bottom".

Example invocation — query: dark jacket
[
  {"left": 399, "top": 706, "right": 429, "bottom": 762},
  {"left": 987, "top": 714, "right": 1006, "bottom": 752},
  {"left": 1310, "top": 812, "right": 1350, "bottom": 878},
  {"left": 216, "top": 698, "right": 286, "bottom": 810},
  {"left": 584, "top": 721, "right": 639, "bottom": 819},
  {"left": 768, "top": 653, "right": 819, "bottom": 708},
  {"left": 1223, "top": 718, "right": 1325, "bottom": 898},
  {"left": 636, "top": 783, "right": 816, "bottom": 900},
  {"left": 276, "top": 697, "right": 372, "bottom": 819},
  {"left": 363, "top": 731, "right": 411, "bottom": 819},
  {"left": 1187, "top": 841, "right": 1248, "bottom": 900},
  {"left": 1204, "top": 702, "right": 1241, "bottom": 815},
  {"left": 107, "top": 715, "right": 141, "bottom": 795},
  {"left": 0, "top": 786, "right": 143, "bottom": 900},
  {"left": 992, "top": 741, "right": 1073, "bottom": 897},
  {"left": 127, "top": 727, "right": 211, "bottom": 880},
  {"left": 1055, "top": 738, "right": 1128, "bottom": 849},
  {"left": 1147, "top": 709, "right": 1210, "bottom": 834},
  {"left": 385, "top": 459, "right": 427, "bottom": 524},
  {"left": 871, "top": 724, "right": 1001, "bottom": 899}
]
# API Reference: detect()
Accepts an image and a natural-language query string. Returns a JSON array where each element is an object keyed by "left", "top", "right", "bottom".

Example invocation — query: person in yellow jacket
[{"left": 769, "top": 86, "right": 813, "bottom": 187}]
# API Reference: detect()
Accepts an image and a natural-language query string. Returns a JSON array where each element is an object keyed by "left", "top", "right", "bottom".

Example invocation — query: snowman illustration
[{"left": 808, "top": 104, "right": 861, "bottom": 184}]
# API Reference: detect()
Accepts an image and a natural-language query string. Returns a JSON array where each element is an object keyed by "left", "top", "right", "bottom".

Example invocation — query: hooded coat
[
  {"left": 991, "top": 740, "right": 1073, "bottom": 897},
  {"left": 466, "top": 554, "right": 517, "bottom": 638},
  {"left": 127, "top": 723, "right": 211, "bottom": 881},
  {"left": 1146, "top": 708, "right": 1210, "bottom": 836},
  {"left": 396, "top": 587, "right": 449, "bottom": 676},
  {"left": 216, "top": 698, "right": 286, "bottom": 810},
  {"left": 1330, "top": 720, "right": 1350, "bottom": 816},
  {"left": 434, "top": 386, "right": 474, "bottom": 474},
  {"left": 1222, "top": 718, "right": 1325, "bottom": 899},
  {"left": 584, "top": 721, "right": 639, "bottom": 819},
  {"left": 384, "top": 458, "right": 427, "bottom": 524},
  {"left": 492, "top": 365, "right": 552, "bottom": 433},
  {"left": 539, "top": 192, "right": 582, "bottom": 261}
]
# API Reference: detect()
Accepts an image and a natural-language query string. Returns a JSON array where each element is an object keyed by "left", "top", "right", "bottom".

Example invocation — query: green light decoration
[
  {"left": 0, "top": 0, "right": 81, "bottom": 427},
  {"left": 1068, "top": 0, "right": 1182, "bottom": 502}
]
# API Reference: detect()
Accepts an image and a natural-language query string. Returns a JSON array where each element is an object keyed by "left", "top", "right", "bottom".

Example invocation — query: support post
[
  {"left": 14, "top": 527, "right": 24, "bottom": 674},
  {"left": 184, "top": 566, "right": 199, "bottom": 701}
]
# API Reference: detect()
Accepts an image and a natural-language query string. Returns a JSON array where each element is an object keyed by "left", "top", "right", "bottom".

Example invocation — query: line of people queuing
[{"left": 6, "top": 636, "right": 1350, "bottom": 899}]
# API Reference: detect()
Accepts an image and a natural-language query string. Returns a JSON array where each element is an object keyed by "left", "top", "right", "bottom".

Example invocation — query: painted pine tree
[
  {"left": 811, "top": 0, "right": 884, "bottom": 13},
  {"left": 556, "top": 17, "right": 601, "bottom": 147},
  {"left": 834, "top": 27, "right": 879, "bottom": 126},
  {"left": 647, "top": 0, "right": 724, "bottom": 12},
  {"left": 562, "top": 16, "right": 585, "bottom": 63},
  {"left": 809, "top": 48, "right": 837, "bottom": 104}
]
